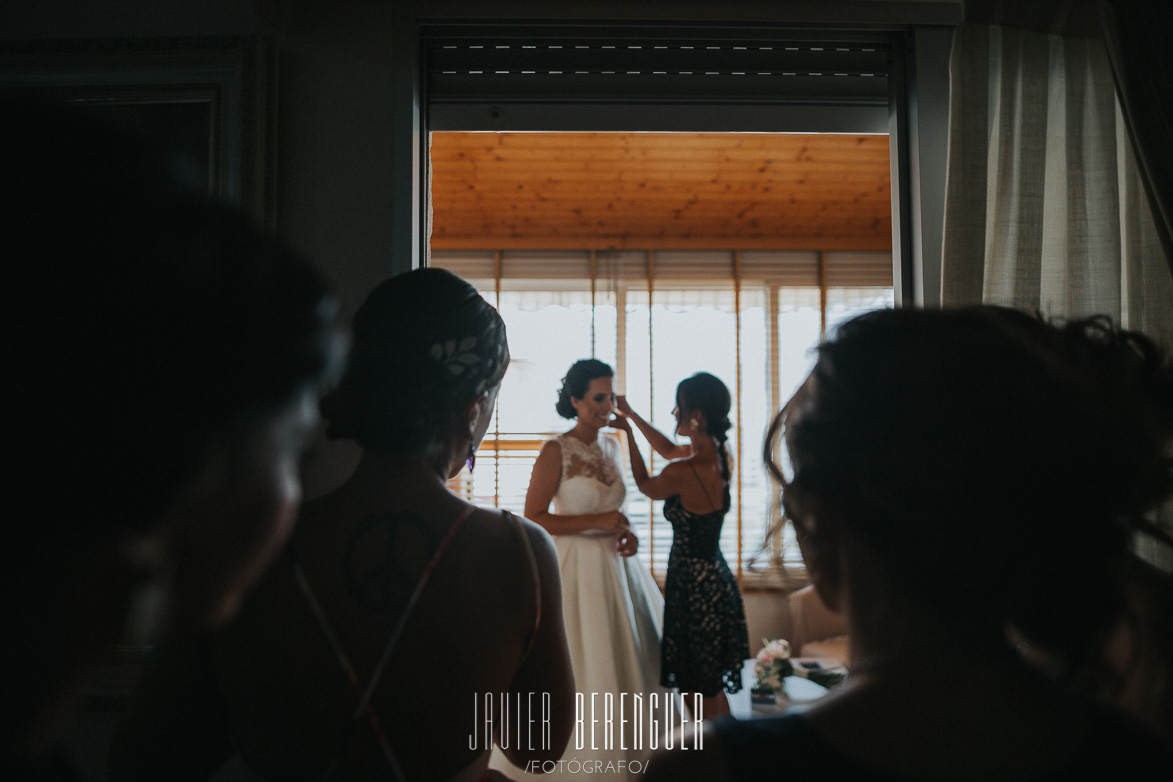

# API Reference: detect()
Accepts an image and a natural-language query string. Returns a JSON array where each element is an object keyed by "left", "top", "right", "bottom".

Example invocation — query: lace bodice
[{"left": 552, "top": 432, "right": 626, "bottom": 520}]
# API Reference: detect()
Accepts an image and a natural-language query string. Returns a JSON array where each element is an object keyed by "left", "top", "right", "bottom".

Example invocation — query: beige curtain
[{"left": 941, "top": 22, "right": 1173, "bottom": 348}]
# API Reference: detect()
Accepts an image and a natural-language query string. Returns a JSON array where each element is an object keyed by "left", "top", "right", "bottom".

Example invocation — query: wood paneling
[{"left": 430, "top": 132, "right": 891, "bottom": 251}]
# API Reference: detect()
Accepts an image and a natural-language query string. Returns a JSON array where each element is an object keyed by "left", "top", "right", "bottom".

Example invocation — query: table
[{"left": 726, "top": 658, "right": 832, "bottom": 720}]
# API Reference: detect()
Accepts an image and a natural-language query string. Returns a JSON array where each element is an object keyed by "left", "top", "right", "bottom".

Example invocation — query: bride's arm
[{"left": 525, "top": 440, "right": 627, "bottom": 535}]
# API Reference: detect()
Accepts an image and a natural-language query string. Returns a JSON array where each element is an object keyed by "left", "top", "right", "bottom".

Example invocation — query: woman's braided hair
[{"left": 677, "top": 372, "right": 733, "bottom": 511}]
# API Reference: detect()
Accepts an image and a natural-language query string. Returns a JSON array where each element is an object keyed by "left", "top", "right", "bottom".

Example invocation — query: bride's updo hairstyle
[
  {"left": 322, "top": 268, "right": 509, "bottom": 457},
  {"left": 764, "top": 306, "right": 1173, "bottom": 680},
  {"left": 556, "top": 359, "right": 614, "bottom": 419},
  {"left": 677, "top": 372, "right": 733, "bottom": 511}
]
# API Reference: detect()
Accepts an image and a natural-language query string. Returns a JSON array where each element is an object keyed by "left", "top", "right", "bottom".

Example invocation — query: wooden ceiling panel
[{"left": 430, "top": 132, "right": 891, "bottom": 251}]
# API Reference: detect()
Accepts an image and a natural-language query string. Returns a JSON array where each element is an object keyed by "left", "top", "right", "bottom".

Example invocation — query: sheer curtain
[
  {"left": 940, "top": 21, "right": 1173, "bottom": 348},
  {"left": 941, "top": 2, "right": 1173, "bottom": 582}
]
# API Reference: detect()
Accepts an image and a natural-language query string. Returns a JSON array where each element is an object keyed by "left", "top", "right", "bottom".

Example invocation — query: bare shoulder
[
  {"left": 530, "top": 439, "right": 564, "bottom": 477},
  {"left": 515, "top": 512, "right": 561, "bottom": 570},
  {"left": 644, "top": 722, "right": 732, "bottom": 782},
  {"left": 659, "top": 459, "right": 691, "bottom": 482},
  {"left": 473, "top": 508, "right": 558, "bottom": 561},
  {"left": 490, "top": 512, "right": 564, "bottom": 629}
]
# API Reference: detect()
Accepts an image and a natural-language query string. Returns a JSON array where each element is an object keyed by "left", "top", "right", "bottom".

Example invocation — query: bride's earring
[
  {"left": 689, "top": 418, "right": 700, "bottom": 431},
  {"left": 466, "top": 442, "right": 477, "bottom": 472}
]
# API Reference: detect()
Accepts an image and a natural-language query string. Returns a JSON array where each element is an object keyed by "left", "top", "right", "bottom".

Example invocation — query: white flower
[
  {"left": 753, "top": 637, "right": 794, "bottom": 690},
  {"left": 757, "top": 638, "right": 791, "bottom": 662}
]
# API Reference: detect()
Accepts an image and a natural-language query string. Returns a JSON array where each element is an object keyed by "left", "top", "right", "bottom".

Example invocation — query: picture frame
[{"left": 0, "top": 36, "right": 277, "bottom": 229}]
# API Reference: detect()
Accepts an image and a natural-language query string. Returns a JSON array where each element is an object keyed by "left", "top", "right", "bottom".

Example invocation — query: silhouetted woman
[
  {"left": 3, "top": 95, "right": 343, "bottom": 779},
  {"left": 111, "top": 269, "right": 574, "bottom": 781},
  {"left": 647, "top": 306, "right": 1173, "bottom": 780}
]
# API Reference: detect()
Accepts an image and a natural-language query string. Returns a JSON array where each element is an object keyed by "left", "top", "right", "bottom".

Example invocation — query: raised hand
[{"left": 615, "top": 395, "right": 634, "bottom": 418}]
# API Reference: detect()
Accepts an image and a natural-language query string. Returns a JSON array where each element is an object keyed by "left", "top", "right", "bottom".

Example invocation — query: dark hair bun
[
  {"left": 322, "top": 268, "right": 509, "bottom": 454},
  {"left": 556, "top": 359, "right": 614, "bottom": 419}
]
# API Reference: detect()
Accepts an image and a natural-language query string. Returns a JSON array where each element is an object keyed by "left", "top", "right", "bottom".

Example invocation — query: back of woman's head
[
  {"left": 8, "top": 94, "right": 344, "bottom": 537},
  {"left": 322, "top": 268, "right": 509, "bottom": 455},
  {"left": 765, "top": 306, "right": 1173, "bottom": 672},
  {"left": 556, "top": 359, "right": 614, "bottom": 419},
  {"left": 677, "top": 372, "right": 732, "bottom": 443}
]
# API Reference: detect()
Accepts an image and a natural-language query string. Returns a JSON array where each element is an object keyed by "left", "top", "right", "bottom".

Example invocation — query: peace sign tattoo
[{"left": 342, "top": 511, "right": 442, "bottom": 615}]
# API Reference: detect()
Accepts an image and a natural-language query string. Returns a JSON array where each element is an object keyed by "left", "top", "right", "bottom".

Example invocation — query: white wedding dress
[{"left": 491, "top": 432, "right": 674, "bottom": 781}]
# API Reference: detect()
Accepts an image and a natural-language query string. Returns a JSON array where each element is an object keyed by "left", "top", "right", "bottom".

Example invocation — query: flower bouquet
[{"left": 751, "top": 637, "right": 794, "bottom": 704}]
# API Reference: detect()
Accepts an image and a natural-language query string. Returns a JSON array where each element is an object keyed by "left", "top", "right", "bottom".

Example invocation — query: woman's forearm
[
  {"left": 530, "top": 510, "right": 615, "bottom": 536},
  {"left": 625, "top": 429, "right": 651, "bottom": 487},
  {"left": 626, "top": 409, "right": 675, "bottom": 456}
]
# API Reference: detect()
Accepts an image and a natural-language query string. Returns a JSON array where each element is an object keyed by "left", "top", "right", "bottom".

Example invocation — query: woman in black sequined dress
[{"left": 615, "top": 373, "right": 750, "bottom": 717}]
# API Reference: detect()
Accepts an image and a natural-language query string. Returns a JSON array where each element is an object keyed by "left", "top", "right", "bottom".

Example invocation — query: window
[
  {"left": 435, "top": 249, "right": 892, "bottom": 585},
  {"left": 429, "top": 125, "right": 894, "bottom": 586}
]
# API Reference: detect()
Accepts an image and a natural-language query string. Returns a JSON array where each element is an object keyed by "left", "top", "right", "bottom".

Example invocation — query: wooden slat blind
[
  {"left": 434, "top": 261, "right": 894, "bottom": 582},
  {"left": 433, "top": 249, "right": 892, "bottom": 287}
]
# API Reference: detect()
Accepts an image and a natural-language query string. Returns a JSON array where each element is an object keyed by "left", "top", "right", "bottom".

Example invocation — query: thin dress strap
[
  {"left": 504, "top": 510, "right": 542, "bottom": 660},
  {"left": 292, "top": 503, "right": 478, "bottom": 781},
  {"left": 685, "top": 459, "right": 721, "bottom": 513}
]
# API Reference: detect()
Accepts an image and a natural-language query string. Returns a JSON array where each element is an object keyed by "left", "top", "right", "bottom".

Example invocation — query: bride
[{"left": 514, "top": 359, "right": 672, "bottom": 779}]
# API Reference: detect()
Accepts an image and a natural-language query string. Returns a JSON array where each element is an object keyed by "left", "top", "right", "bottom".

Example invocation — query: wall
[
  {"left": 910, "top": 25, "right": 953, "bottom": 307},
  {"left": 1, "top": 0, "right": 276, "bottom": 38},
  {"left": 276, "top": 0, "right": 402, "bottom": 494},
  {"left": 744, "top": 591, "right": 793, "bottom": 655}
]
